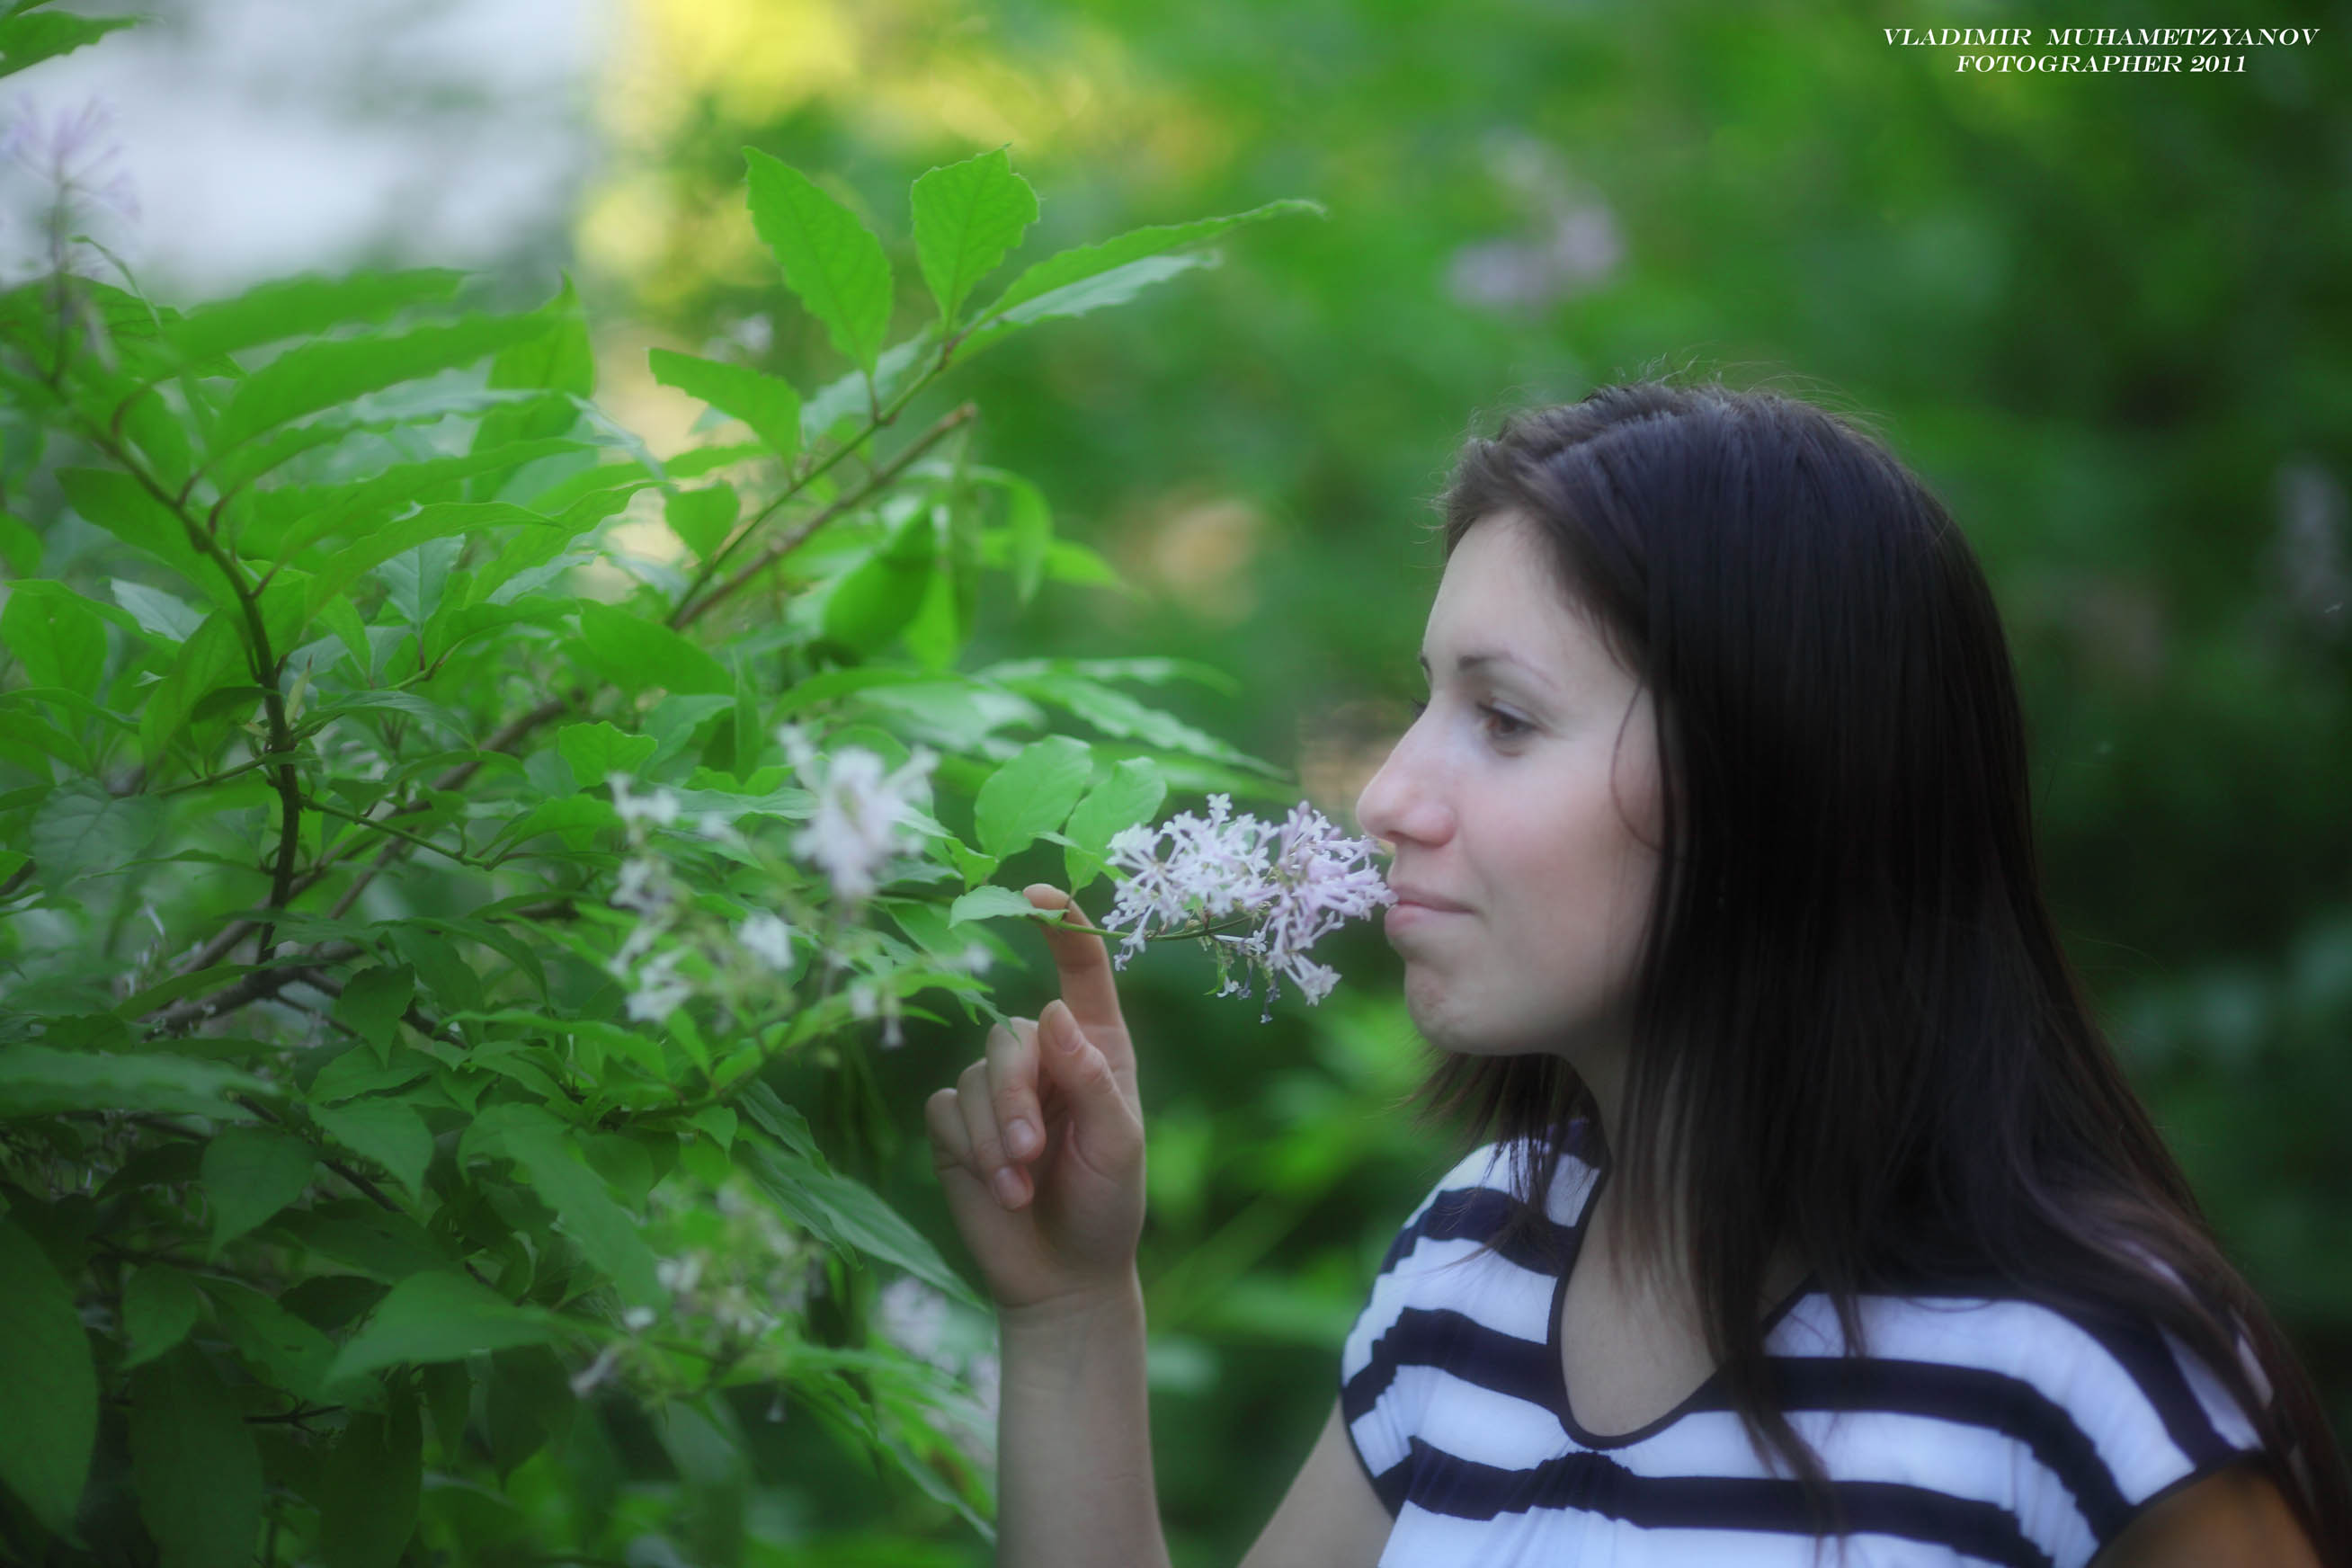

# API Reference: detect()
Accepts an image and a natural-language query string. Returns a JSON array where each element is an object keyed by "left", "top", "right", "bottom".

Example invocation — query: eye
[{"left": 1407, "top": 697, "right": 1529, "bottom": 743}]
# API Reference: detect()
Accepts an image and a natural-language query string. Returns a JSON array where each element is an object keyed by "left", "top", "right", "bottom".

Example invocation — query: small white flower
[
  {"left": 735, "top": 910, "right": 795, "bottom": 971},
  {"left": 624, "top": 948, "right": 694, "bottom": 1021},
  {"left": 876, "top": 1276, "right": 952, "bottom": 1369},
  {"left": 612, "top": 855, "right": 668, "bottom": 915},
  {"left": 569, "top": 1341, "right": 626, "bottom": 1397},
  {"left": 621, "top": 1305, "right": 657, "bottom": 1332},
  {"left": 656, "top": 1254, "right": 704, "bottom": 1296},
  {"left": 776, "top": 724, "right": 938, "bottom": 903},
  {"left": 608, "top": 771, "right": 681, "bottom": 827}
]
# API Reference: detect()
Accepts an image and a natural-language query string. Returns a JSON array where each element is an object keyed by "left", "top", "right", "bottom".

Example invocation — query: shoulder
[
  {"left": 1770, "top": 1286, "right": 2276, "bottom": 1561},
  {"left": 1375, "top": 1130, "right": 1599, "bottom": 1276}
]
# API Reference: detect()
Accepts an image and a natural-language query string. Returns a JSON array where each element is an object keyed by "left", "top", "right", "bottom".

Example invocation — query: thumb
[{"left": 1037, "top": 999, "right": 1139, "bottom": 1154}]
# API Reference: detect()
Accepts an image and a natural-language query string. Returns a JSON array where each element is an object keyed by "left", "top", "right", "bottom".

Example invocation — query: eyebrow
[{"left": 1417, "top": 648, "right": 1549, "bottom": 687}]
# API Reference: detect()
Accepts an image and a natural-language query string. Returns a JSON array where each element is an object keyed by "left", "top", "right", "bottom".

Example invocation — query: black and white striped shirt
[{"left": 1340, "top": 1133, "right": 2267, "bottom": 1566}]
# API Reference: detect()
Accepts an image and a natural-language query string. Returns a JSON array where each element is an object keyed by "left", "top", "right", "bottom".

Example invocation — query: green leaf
[
  {"left": 948, "top": 885, "right": 1043, "bottom": 926},
  {"left": 1065, "top": 757, "right": 1167, "bottom": 892},
  {"left": 1, "top": 580, "right": 109, "bottom": 700},
  {"left": 664, "top": 481, "right": 738, "bottom": 560},
  {"left": 911, "top": 146, "right": 1039, "bottom": 326},
  {"left": 30, "top": 779, "right": 165, "bottom": 895},
  {"left": 129, "top": 1345, "right": 261, "bottom": 1568},
  {"left": 310, "top": 1100, "right": 432, "bottom": 1198},
  {"left": 973, "top": 735, "right": 1093, "bottom": 859},
  {"left": 111, "top": 578, "right": 206, "bottom": 644},
  {"left": 821, "top": 506, "right": 936, "bottom": 654},
  {"left": 138, "top": 611, "right": 246, "bottom": 772},
  {"left": 557, "top": 720, "right": 659, "bottom": 793},
  {"left": 0, "top": 509, "right": 40, "bottom": 575},
  {"left": 280, "top": 1201, "right": 450, "bottom": 1285},
  {"left": 213, "top": 314, "right": 548, "bottom": 451},
  {"left": 568, "top": 599, "right": 731, "bottom": 696},
  {"left": 742, "top": 1145, "right": 979, "bottom": 1308},
  {"left": 648, "top": 349, "right": 801, "bottom": 463},
  {"left": 475, "top": 276, "right": 595, "bottom": 450},
  {"left": 208, "top": 1281, "right": 336, "bottom": 1403},
  {"left": 326, "top": 1272, "right": 557, "bottom": 1383},
  {"left": 0, "top": 1218, "right": 96, "bottom": 1535},
  {"left": 122, "top": 1266, "right": 205, "bottom": 1369},
  {"left": 315, "top": 593, "right": 370, "bottom": 672},
  {"left": 200, "top": 1127, "right": 318, "bottom": 1253},
  {"left": 329, "top": 964, "right": 414, "bottom": 1058},
  {"left": 965, "top": 255, "right": 1214, "bottom": 359},
  {"left": 981, "top": 468, "right": 1053, "bottom": 607},
  {"left": 968, "top": 197, "right": 1323, "bottom": 349},
  {"left": 0, "top": 12, "right": 138, "bottom": 81},
  {"left": 482, "top": 1345, "right": 575, "bottom": 1480},
  {"left": 302, "top": 501, "right": 570, "bottom": 627},
  {"left": 480, "top": 1104, "right": 662, "bottom": 1307},
  {"left": 56, "top": 468, "right": 239, "bottom": 617},
  {"left": 317, "top": 1388, "right": 422, "bottom": 1568},
  {"left": 168, "top": 270, "right": 466, "bottom": 361},
  {"left": 735, "top": 1082, "right": 820, "bottom": 1162},
  {"left": 0, "top": 1045, "right": 263, "bottom": 1119},
  {"left": 1002, "top": 670, "right": 1279, "bottom": 772},
  {"left": 243, "top": 436, "right": 586, "bottom": 562},
  {"left": 743, "top": 148, "right": 893, "bottom": 376}
]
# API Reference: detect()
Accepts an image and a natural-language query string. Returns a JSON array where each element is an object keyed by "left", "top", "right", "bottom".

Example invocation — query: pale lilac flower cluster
[
  {"left": 1099, "top": 795, "right": 1395, "bottom": 1022},
  {"left": 775, "top": 723, "right": 939, "bottom": 904},
  {"left": 602, "top": 771, "right": 795, "bottom": 1022},
  {"left": 3, "top": 97, "right": 138, "bottom": 221},
  {"left": 875, "top": 1275, "right": 1001, "bottom": 1471}
]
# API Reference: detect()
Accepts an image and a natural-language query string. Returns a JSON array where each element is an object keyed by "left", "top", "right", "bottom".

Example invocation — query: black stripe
[
  {"left": 2051, "top": 1302, "right": 2231, "bottom": 1476},
  {"left": 1376, "top": 1183, "right": 1564, "bottom": 1279},
  {"left": 1403, "top": 1439, "right": 2055, "bottom": 1568},
  {"left": 1342, "top": 1305, "right": 1556, "bottom": 1423},
  {"left": 1762, "top": 1357, "right": 2133, "bottom": 1540}
]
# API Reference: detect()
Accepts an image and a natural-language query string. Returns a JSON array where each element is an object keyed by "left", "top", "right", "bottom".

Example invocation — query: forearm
[{"left": 994, "top": 1270, "right": 1172, "bottom": 1568}]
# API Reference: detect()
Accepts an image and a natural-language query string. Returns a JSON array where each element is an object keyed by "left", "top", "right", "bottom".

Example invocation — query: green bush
[{"left": 0, "top": 11, "right": 1322, "bottom": 1563}]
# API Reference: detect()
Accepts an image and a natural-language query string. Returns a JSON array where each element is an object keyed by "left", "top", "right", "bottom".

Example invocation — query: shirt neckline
[{"left": 1545, "top": 1153, "right": 1822, "bottom": 1451}]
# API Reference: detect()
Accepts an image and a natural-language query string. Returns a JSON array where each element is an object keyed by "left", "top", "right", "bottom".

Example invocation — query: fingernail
[
  {"left": 993, "top": 1168, "right": 1025, "bottom": 1206},
  {"left": 1050, "top": 1007, "right": 1081, "bottom": 1052},
  {"left": 1007, "top": 1118, "right": 1036, "bottom": 1156}
]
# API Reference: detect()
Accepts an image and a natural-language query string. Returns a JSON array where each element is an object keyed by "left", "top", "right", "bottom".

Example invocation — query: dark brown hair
[{"left": 1406, "top": 378, "right": 2350, "bottom": 1555}]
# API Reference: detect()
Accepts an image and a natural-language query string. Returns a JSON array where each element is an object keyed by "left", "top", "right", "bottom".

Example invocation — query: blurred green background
[
  {"left": 70, "top": 0, "right": 2352, "bottom": 1559},
  {"left": 573, "top": 1, "right": 2350, "bottom": 1559}
]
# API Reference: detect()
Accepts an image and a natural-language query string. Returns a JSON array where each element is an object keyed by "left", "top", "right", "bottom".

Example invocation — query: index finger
[{"left": 1021, "top": 883, "right": 1128, "bottom": 1041}]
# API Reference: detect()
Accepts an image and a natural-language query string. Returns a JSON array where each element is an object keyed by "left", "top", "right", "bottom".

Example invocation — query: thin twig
[{"left": 675, "top": 402, "right": 978, "bottom": 633}]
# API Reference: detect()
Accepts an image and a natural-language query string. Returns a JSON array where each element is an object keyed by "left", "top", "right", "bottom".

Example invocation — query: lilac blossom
[
  {"left": 1099, "top": 795, "right": 1395, "bottom": 1021},
  {"left": 775, "top": 723, "right": 939, "bottom": 904},
  {"left": 3, "top": 97, "right": 138, "bottom": 221}
]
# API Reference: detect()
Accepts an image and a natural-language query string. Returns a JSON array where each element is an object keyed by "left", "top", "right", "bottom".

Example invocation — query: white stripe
[
  {"left": 1381, "top": 1501, "right": 2027, "bottom": 1568},
  {"left": 1342, "top": 1231, "right": 1554, "bottom": 1379},
  {"left": 1609, "top": 1404, "right": 2099, "bottom": 1567},
  {"left": 1388, "top": 1361, "right": 1566, "bottom": 1468},
  {"left": 1770, "top": 1293, "right": 2223, "bottom": 1503}
]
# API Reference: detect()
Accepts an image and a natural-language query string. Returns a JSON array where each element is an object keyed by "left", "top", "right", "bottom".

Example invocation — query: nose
[{"left": 1353, "top": 710, "right": 1452, "bottom": 851}]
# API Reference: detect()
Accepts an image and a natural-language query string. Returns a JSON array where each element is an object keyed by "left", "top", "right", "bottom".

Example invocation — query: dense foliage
[{"left": 0, "top": 7, "right": 1328, "bottom": 1563}]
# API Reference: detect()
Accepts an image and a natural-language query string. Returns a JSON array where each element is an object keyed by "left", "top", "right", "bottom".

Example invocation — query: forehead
[{"left": 1424, "top": 512, "right": 1617, "bottom": 679}]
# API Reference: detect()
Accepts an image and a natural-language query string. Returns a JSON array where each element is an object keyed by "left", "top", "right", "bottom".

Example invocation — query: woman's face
[{"left": 1355, "top": 510, "right": 1663, "bottom": 1067}]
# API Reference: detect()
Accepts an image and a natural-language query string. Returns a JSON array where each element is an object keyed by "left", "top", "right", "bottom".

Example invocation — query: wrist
[{"left": 998, "top": 1270, "right": 1145, "bottom": 1339}]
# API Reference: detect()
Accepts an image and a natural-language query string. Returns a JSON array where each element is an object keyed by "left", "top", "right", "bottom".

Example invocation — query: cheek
[{"left": 1492, "top": 766, "right": 1661, "bottom": 975}]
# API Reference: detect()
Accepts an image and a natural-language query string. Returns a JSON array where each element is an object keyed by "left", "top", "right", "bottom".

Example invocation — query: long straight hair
[{"left": 1406, "top": 379, "right": 2351, "bottom": 1553}]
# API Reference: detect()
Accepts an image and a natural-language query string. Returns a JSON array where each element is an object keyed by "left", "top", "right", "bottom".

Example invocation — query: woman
[{"left": 924, "top": 381, "right": 2348, "bottom": 1565}]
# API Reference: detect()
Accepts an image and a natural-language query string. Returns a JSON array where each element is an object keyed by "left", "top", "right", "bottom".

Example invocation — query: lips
[{"left": 1385, "top": 883, "right": 1471, "bottom": 913}]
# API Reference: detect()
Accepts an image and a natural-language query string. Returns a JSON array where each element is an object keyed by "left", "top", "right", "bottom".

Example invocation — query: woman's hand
[{"left": 924, "top": 883, "right": 1147, "bottom": 1313}]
